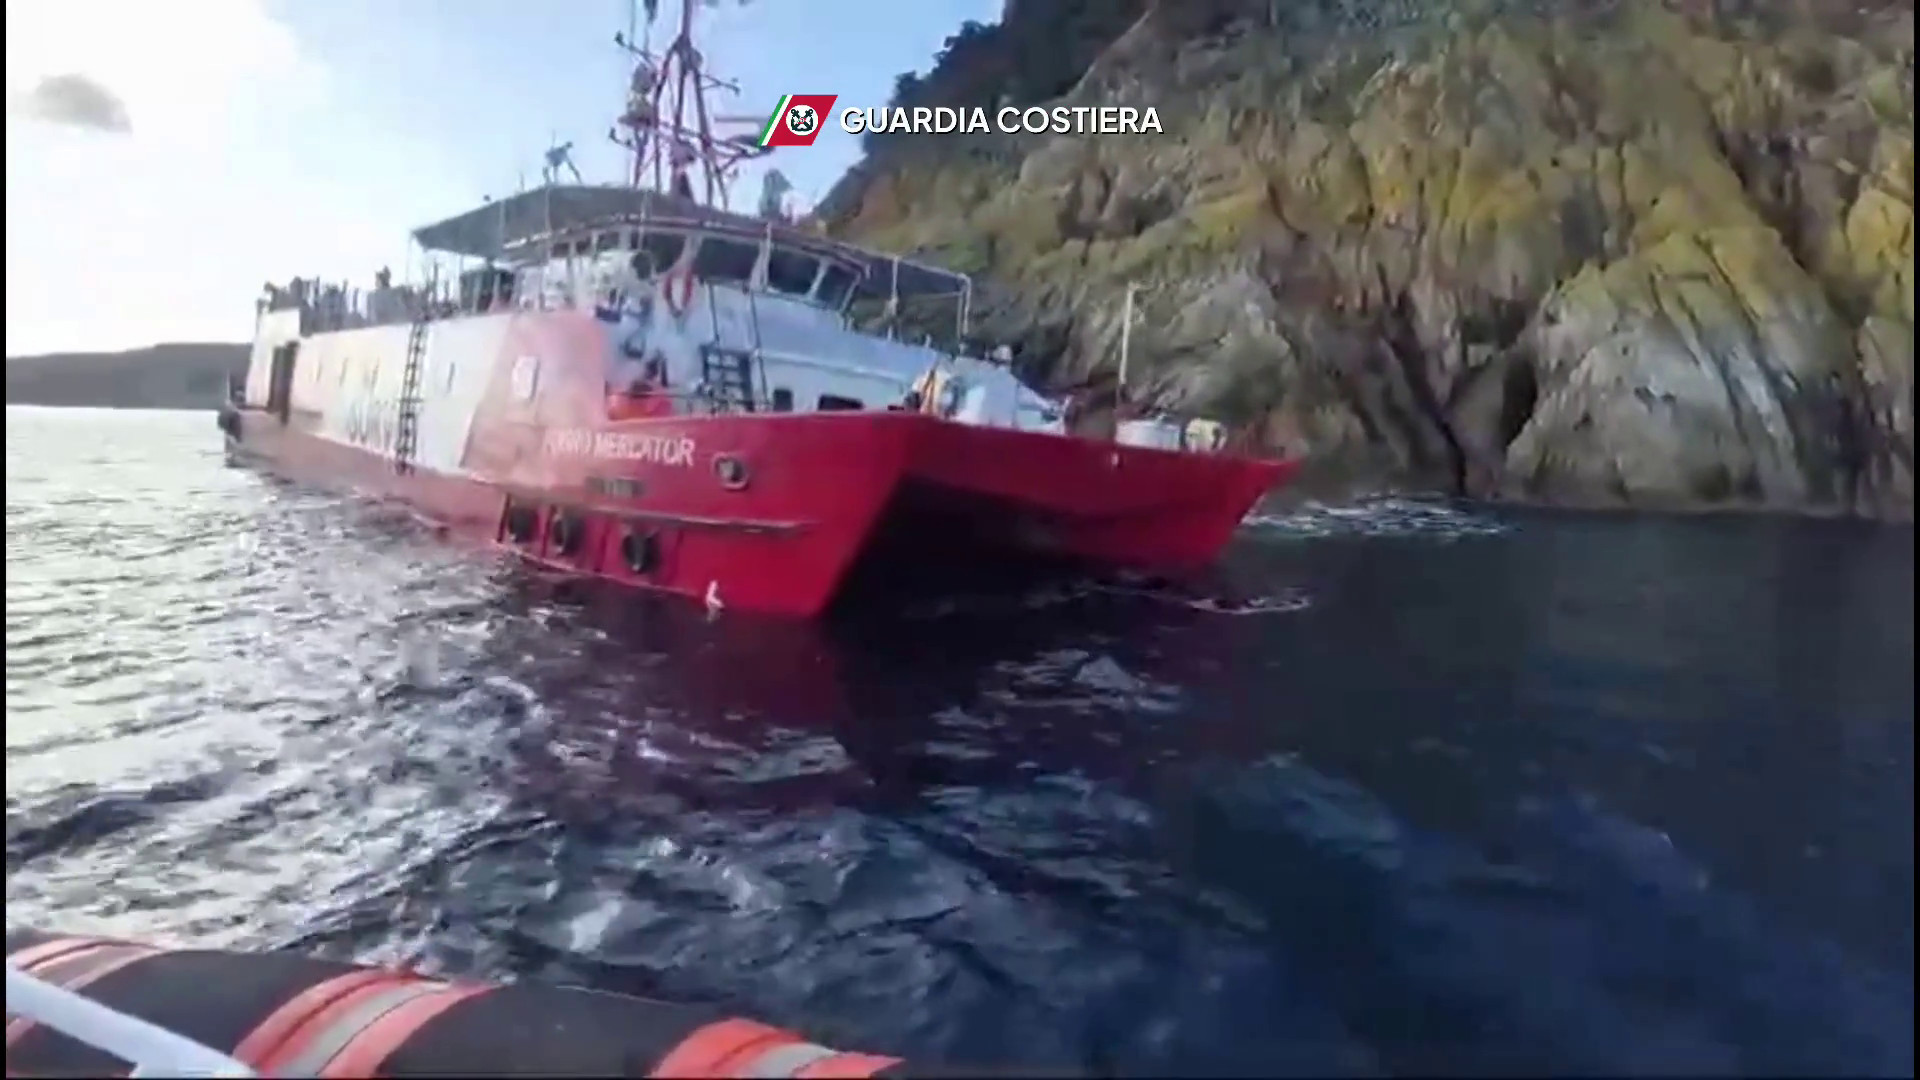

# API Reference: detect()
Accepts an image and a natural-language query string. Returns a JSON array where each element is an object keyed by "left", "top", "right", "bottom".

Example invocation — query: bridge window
[
  {"left": 692, "top": 237, "right": 758, "bottom": 284},
  {"left": 765, "top": 248, "right": 819, "bottom": 297},
  {"left": 770, "top": 387, "right": 794, "bottom": 412},
  {"left": 636, "top": 231, "right": 687, "bottom": 278},
  {"left": 816, "top": 263, "right": 858, "bottom": 308},
  {"left": 818, "top": 393, "right": 863, "bottom": 411}
]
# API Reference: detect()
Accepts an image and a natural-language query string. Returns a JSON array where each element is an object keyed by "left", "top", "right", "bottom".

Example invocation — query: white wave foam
[
  {"left": 1244, "top": 497, "right": 1510, "bottom": 541},
  {"left": 1092, "top": 582, "right": 1312, "bottom": 616}
]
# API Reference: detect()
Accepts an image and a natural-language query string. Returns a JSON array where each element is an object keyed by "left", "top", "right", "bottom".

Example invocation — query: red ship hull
[
  {"left": 228, "top": 406, "right": 1294, "bottom": 618},
  {"left": 228, "top": 307, "right": 1295, "bottom": 617}
]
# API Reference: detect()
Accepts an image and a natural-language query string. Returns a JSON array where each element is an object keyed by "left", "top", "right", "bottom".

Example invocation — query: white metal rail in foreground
[{"left": 4, "top": 961, "right": 256, "bottom": 1077}]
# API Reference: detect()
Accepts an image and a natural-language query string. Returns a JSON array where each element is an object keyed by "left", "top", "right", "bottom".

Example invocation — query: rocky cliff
[{"left": 821, "top": 0, "right": 1914, "bottom": 517}]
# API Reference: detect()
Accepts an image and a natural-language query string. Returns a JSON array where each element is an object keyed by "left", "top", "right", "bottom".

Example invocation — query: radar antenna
[{"left": 609, "top": 0, "right": 771, "bottom": 207}]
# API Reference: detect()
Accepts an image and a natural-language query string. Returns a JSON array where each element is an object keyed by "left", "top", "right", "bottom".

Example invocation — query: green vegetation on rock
[{"left": 821, "top": 0, "right": 1915, "bottom": 516}]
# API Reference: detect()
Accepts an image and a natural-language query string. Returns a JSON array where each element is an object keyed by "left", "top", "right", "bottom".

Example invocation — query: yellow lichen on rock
[
  {"left": 1841, "top": 130, "right": 1915, "bottom": 315},
  {"left": 1518, "top": 223, "right": 1853, "bottom": 503},
  {"left": 822, "top": 0, "right": 1915, "bottom": 516}
]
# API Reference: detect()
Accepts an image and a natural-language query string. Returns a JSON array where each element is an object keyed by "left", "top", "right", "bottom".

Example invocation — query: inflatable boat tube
[{"left": 4, "top": 929, "right": 1013, "bottom": 1078}]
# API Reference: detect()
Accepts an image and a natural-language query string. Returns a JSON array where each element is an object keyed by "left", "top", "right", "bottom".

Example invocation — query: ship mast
[{"left": 609, "top": 0, "right": 770, "bottom": 208}]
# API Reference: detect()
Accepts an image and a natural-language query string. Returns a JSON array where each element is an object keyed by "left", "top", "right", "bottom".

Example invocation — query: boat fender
[
  {"left": 622, "top": 527, "right": 660, "bottom": 575},
  {"left": 5, "top": 929, "right": 1008, "bottom": 1078},
  {"left": 503, "top": 503, "right": 539, "bottom": 544},
  {"left": 548, "top": 511, "right": 585, "bottom": 556}
]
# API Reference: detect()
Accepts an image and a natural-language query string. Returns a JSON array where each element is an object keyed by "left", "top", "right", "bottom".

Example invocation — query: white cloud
[
  {"left": 11, "top": 74, "right": 132, "bottom": 133},
  {"left": 4, "top": 0, "right": 326, "bottom": 148},
  {"left": 2, "top": 0, "right": 454, "bottom": 355}
]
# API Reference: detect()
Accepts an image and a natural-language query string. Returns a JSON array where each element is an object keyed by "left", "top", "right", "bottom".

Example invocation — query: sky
[{"left": 3, "top": 0, "right": 999, "bottom": 357}]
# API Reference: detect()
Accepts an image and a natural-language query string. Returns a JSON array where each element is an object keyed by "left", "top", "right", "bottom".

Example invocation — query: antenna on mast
[{"left": 609, "top": 0, "right": 771, "bottom": 208}]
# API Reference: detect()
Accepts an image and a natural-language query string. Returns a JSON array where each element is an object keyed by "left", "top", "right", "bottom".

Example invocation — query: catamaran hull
[
  {"left": 231, "top": 307, "right": 1294, "bottom": 616},
  {"left": 227, "top": 407, "right": 1294, "bottom": 617}
]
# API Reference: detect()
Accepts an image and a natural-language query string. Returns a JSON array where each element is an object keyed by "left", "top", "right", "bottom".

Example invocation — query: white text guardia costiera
[{"left": 839, "top": 105, "right": 1163, "bottom": 136}]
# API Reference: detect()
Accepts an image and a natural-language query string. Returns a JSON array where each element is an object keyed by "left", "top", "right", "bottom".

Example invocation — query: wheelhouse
[
  {"left": 508, "top": 220, "right": 866, "bottom": 315},
  {"left": 406, "top": 184, "right": 967, "bottom": 331}
]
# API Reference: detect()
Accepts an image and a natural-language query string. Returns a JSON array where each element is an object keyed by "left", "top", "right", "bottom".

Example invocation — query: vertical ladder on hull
[
  {"left": 698, "top": 345, "right": 757, "bottom": 413},
  {"left": 395, "top": 316, "right": 429, "bottom": 474}
]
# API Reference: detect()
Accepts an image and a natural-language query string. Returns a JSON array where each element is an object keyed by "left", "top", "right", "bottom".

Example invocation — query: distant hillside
[{"left": 5, "top": 343, "right": 249, "bottom": 410}]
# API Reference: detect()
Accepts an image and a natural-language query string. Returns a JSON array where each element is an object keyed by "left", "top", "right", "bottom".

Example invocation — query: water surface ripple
[{"left": 6, "top": 407, "right": 1913, "bottom": 1076}]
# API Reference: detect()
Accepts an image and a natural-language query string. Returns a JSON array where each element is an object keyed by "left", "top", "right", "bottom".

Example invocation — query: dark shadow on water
[{"left": 350, "top": 511, "right": 1912, "bottom": 1077}]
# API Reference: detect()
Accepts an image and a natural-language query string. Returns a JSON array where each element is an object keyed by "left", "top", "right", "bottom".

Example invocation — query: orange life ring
[{"left": 662, "top": 267, "right": 696, "bottom": 316}]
